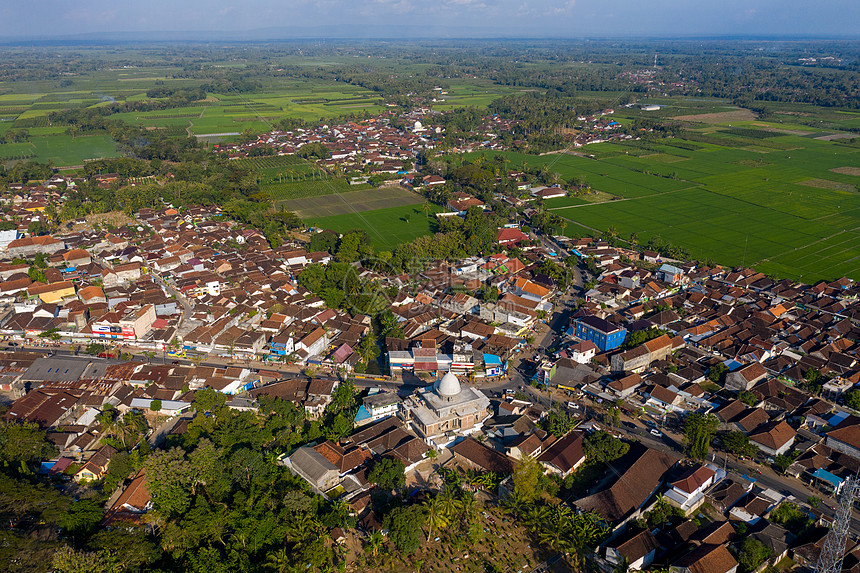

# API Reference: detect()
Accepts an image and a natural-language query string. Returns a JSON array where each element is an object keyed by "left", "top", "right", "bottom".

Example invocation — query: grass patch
[
  {"left": 286, "top": 185, "right": 424, "bottom": 218},
  {"left": 264, "top": 177, "right": 368, "bottom": 202},
  {"left": 306, "top": 202, "right": 442, "bottom": 250}
]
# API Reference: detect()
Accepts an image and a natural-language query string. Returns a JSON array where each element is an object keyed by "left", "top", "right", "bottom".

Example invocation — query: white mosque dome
[{"left": 436, "top": 372, "right": 462, "bottom": 397}]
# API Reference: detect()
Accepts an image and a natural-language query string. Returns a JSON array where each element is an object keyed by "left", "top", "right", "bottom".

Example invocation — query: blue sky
[{"left": 1, "top": 0, "right": 858, "bottom": 38}]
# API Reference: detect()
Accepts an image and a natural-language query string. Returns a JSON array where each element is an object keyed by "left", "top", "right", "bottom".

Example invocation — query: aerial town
[
  {"left": 3, "top": 114, "right": 860, "bottom": 572},
  {"left": 1, "top": 16, "right": 860, "bottom": 573}
]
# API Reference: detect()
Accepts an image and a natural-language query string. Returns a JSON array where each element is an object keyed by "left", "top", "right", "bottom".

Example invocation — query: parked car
[{"left": 650, "top": 428, "right": 663, "bottom": 438}]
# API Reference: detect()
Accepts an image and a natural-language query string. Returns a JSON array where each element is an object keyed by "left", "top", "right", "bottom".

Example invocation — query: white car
[{"left": 650, "top": 429, "right": 663, "bottom": 438}]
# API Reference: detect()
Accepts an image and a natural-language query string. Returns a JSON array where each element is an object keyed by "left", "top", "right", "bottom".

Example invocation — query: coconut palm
[
  {"left": 356, "top": 335, "right": 379, "bottom": 364},
  {"left": 264, "top": 548, "right": 291, "bottom": 573},
  {"left": 459, "top": 490, "right": 477, "bottom": 524},
  {"left": 118, "top": 410, "right": 148, "bottom": 448},
  {"left": 95, "top": 407, "right": 118, "bottom": 441},
  {"left": 538, "top": 525, "right": 568, "bottom": 554},
  {"left": 424, "top": 495, "right": 449, "bottom": 541},
  {"left": 438, "top": 488, "right": 463, "bottom": 522}
]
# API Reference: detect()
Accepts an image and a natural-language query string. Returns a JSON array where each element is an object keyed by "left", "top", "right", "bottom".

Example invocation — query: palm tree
[
  {"left": 289, "top": 513, "right": 323, "bottom": 541},
  {"left": 356, "top": 335, "right": 379, "bottom": 364},
  {"left": 118, "top": 410, "right": 148, "bottom": 448},
  {"left": 438, "top": 487, "right": 463, "bottom": 521},
  {"left": 538, "top": 526, "right": 567, "bottom": 553},
  {"left": 459, "top": 490, "right": 477, "bottom": 525},
  {"left": 421, "top": 201, "right": 432, "bottom": 218},
  {"left": 424, "top": 496, "right": 449, "bottom": 541},
  {"left": 96, "top": 407, "right": 119, "bottom": 444},
  {"left": 265, "top": 548, "right": 291, "bottom": 573}
]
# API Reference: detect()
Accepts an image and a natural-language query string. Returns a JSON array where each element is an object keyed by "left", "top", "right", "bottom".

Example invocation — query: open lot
[
  {"left": 283, "top": 185, "right": 424, "bottom": 219},
  {"left": 306, "top": 201, "right": 443, "bottom": 250}
]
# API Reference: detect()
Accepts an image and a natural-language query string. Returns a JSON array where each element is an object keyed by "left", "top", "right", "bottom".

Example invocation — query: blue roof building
[{"left": 574, "top": 315, "right": 627, "bottom": 352}]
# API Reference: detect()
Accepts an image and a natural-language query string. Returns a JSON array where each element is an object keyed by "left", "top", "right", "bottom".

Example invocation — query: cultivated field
[
  {"left": 672, "top": 109, "right": 757, "bottom": 123},
  {"left": 0, "top": 133, "right": 117, "bottom": 166},
  {"left": 476, "top": 115, "right": 860, "bottom": 282},
  {"left": 282, "top": 185, "right": 424, "bottom": 219},
  {"left": 306, "top": 202, "right": 443, "bottom": 250},
  {"left": 0, "top": 71, "right": 389, "bottom": 165}
]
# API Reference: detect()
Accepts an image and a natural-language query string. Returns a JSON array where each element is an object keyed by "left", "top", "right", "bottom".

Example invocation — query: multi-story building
[
  {"left": 574, "top": 315, "right": 627, "bottom": 352},
  {"left": 91, "top": 305, "right": 156, "bottom": 341}
]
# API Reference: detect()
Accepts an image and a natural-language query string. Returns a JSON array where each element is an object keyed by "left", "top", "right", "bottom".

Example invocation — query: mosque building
[{"left": 400, "top": 372, "right": 492, "bottom": 448}]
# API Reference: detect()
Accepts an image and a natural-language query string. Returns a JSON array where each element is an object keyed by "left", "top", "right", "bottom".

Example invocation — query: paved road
[{"left": 151, "top": 272, "right": 194, "bottom": 334}]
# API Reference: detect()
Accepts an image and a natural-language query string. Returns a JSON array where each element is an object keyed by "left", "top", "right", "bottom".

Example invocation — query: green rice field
[
  {"left": 306, "top": 203, "right": 443, "bottom": 250},
  {"left": 0, "top": 133, "right": 117, "bottom": 165},
  {"left": 473, "top": 121, "right": 860, "bottom": 282}
]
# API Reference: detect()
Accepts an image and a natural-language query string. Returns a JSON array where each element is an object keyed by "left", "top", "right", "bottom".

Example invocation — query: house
[
  {"left": 509, "top": 276, "right": 552, "bottom": 304},
  {"left": 447, "top": 196, "right": 484, "bottom": 214},
  {"left": 506, "top": 432, "right": 548, "bottom": 460},
  {"left": 646, "top": 385, "right": 685, "bottom": 413},
  {"left": 750, "top": 521, "right": 793, "bottom": 568},
  {"left": 575, "top": 444, "right": 676, "bottom": 527},
  {"left": 657, "top": 264, "right": 685, "bottom": 285},
  {"left": 669, "top": 544, "right": 738, "bottom": 573},
  {"left": 74, "top": 445, "right": 117, "bottom": 482},
  {"left": 355, "top": 392, "right": 401, "bottom": 426},
  {"left": 102, "top": 262, "right": 142, "bottom": 287},
  {"left": 297, "top": 327, "right": 329, "bottom": 357},
  {"left": 607, "top": 373, "right": 643, "bottom": 398},
  {"left": 825, "top": 415, "right": 860, "bottom": 460},
  {"left": 605, "top": 529, "right": 660, "bottom": 571},
  {"left": 574, "top": 315, "right": 627, "bottom": 352},
  {"left": 497, "top": 227, "right": 529, "bottom": 246},
  {"left": 725, "top": 363, "right": 768, "bottom": 392},
  {"left": 537, "top": 430, "right": 586, "bottom": 477},
  {"left": 285, "top": 446, "right": 340, "bottom": 494},
  {"left": 450, "top": 436, "right": 516, "bottom": 476},
  {"left": 748, "top": 420, "right": 796, "bottom": 456},
  {"left": 664, "top": 464, "right": 716, "bottom": 514},
  {"left": 313, "top": 441, "right": 372, "bottom": 476},
  {"left": 103, "top": 467, "right": 151, "bottom": 526},
  {"left": 570, "top": 340, "right": 598, "bottom": 364},
  {"left": 27, "top": 281, "right": 76, "bottom": 304},
  {"left": 6, "top": 235, "right": 64, "bottom": 257},
  {"left": 63, "top": 249, "right": 92, "bottom": 267},
  {"left": 531, "top": 185, "right": 566, "bottom": 199},
  {"left": 78, "top": 285, "right": 107, "bottom": 305},
  {"left": 611, "top": 334, "right": 681, "bottom": 373},
  {"left": 706, "top": 478, "right": 752, "bottom": 513}
]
